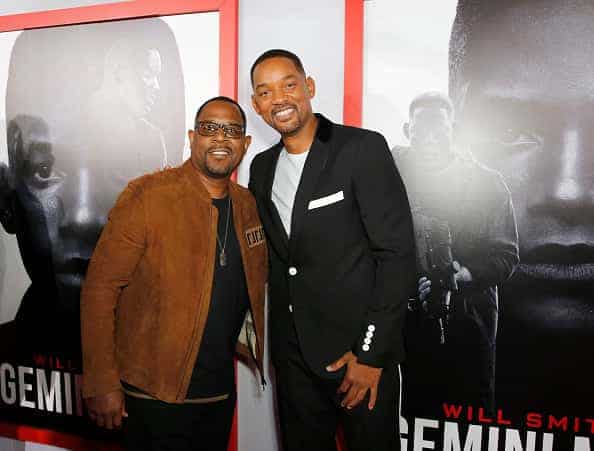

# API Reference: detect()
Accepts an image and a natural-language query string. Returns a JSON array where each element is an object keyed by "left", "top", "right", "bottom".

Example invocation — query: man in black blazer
[{"left": 248, "top": 49, "right": 415, "bottom": 451}]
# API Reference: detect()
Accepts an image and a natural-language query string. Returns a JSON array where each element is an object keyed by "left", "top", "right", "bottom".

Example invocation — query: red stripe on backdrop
[
  {"left": 0, "top": 0, "right": 224, "bottom": 32},
  {"left": 0, "top": 1, "right": 240, "bottom": 450},
  {"left": 228, "top": 361, "right": 239, "bottom": 451},
  {"left": 0, "top": 423, "right": 122, "bottom": 451},
  {"left": 343, "top": 0, "right": 364, "bottom": 128},
  {"left": 219, "top": 0, "right": 239, "bottom": 101},
  {"left": 338, "top": 1, "right": 364, "bottom": 449}
]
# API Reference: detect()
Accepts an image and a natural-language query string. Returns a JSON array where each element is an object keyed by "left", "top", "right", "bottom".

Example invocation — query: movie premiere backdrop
[
  {"left": 363, "top": 1, "right": 594, "bottom": 450},
  {"left": 0, "top": 0, "right": 592, "bottom": 450}
]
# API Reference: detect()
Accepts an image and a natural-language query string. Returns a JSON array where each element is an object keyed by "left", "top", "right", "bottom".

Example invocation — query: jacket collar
[{"left": 288, "top": 113, "right": 332, "bottom": 253}]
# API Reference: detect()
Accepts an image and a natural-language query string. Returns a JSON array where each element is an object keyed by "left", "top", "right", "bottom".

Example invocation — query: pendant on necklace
[{"left": 219, "top": 249, "right": 227, "bottom": 267}]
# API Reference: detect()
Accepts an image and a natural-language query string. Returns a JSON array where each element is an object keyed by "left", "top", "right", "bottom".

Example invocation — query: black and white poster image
[
  {"left": 0, "top": 17, "right": 188, "bottom": 432},
  {"left": 364, "top": 1, "right": 594, "bottom": 450}
]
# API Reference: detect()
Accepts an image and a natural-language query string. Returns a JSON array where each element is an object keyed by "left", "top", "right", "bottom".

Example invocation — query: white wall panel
[
  {"left": 236, "top": 0, "right": 345, "bottom": 187},
  {"left": 236, "top": 1, "right": 345, "bottom": 450}
]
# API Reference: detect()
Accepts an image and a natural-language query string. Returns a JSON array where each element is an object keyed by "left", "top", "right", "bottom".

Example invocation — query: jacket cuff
[
  {"left": 353, "top": 320, "right": 389, "bottom": 368},
  {"left": 352, "top": 311, "right": 406, "bottom": 368}
]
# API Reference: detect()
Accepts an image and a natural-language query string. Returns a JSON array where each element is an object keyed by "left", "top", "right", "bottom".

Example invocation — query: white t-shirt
[{"left": 271, "top": 147, "right": 309, "bottom": 236}]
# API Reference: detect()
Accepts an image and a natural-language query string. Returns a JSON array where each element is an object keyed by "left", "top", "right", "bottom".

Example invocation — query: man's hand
[
  {"left": 418, "top": 276, "right": 432, "bottom": 303},
  {"left": 453, "top": 261, "right": 472, "bottom": 283},
  {"left": 326, "top": 351, "right": 382, "bottom": 410},
  {"left": 418, "top": 261, "right": 472, "bottom": 305},
  {"left": 85, "top": 390, "right": 128, "bottom": 429}
]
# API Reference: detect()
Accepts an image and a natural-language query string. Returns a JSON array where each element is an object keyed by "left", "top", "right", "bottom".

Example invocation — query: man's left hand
[
  {"left": 326, "top": 351, "right": 382, "bottom": 410},
  {"left": 453, "top": 260, "right": 472, "bottom": 283}
]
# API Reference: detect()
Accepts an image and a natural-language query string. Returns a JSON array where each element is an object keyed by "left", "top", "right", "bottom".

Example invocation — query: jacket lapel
[{"left": 289, "top": 115, "right": 332, "bottom": 256}]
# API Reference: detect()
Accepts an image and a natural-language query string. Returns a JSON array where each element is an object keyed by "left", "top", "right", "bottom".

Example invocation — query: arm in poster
[
  {"left": 80, "top": 181, "right": 147, "bottom": 426},
  {"left": 461, "top": 176, "right": 519, "bottom": 289}
]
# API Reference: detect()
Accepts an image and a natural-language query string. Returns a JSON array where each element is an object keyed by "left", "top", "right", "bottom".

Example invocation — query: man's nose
[
  {"left": 59, "top": 167, "right": 104, "bottom": 240},
  {"left": 213, "top": 126, "right": 228, "bottom": 141},
  {"left": 550, "top": 125, "right": 594, "bottom": 206},
  {"left": 421, "top": 132, "right": 440, "bottom": 146},
  {"left": 271, "top": 87, "right": 287, "bottom": 104},
  {"left": 536, "top": 123, "right": 594, "bottom": 223}
]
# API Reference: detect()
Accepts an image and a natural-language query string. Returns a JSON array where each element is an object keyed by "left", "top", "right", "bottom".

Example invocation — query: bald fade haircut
[
  {"left": 409, "top": 92, "right": 455, "bottom": 120},
  {"left": 194, "top": 96, "right": 247, "bottom": 130},
  {"left": 250, "top": 49, "right": 306, "bottom": 85}
]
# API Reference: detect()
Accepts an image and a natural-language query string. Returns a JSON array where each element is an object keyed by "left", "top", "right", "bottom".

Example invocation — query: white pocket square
[{"left": 308, "top": 191, "right": 344, "bottom": 210}]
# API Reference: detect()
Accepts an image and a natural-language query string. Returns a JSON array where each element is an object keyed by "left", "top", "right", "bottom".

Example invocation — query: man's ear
[
  {"left": 251, "top": 95, "right": 261, "bottom": 115},
  {"left": 188, "top": 129, "right": 195, "bottom": 147},
  {"left": 403, "top": 122, "right": 410, "bottom": 140},
  {"left": 243, "top": 135, "right": 252, "bottom": 155},
  {"left": 305, "top": 76, "right": 316, "bottom": 99}
]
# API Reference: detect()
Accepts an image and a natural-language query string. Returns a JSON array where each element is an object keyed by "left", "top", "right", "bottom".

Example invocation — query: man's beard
[
  {"left": 204, "top": 161, "right": 234, "bottom": 179},
  {"left": 269, "top": 103, "right": 302, "bottom": 136},
  {"left": 272, "top": 117, "right": 302, "bottom": 136}
]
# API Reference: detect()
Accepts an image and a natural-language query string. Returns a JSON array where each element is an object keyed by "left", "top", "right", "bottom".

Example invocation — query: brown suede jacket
[{"left": 80, "top": 160, "right": 267, "bottom": 403}]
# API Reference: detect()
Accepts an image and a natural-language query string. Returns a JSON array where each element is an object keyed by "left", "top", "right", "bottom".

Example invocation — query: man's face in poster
[
  {"left": 0, "top": 20, "right": 184, "bottom": 323},
  {"left": 406, "top": 101, "right": 454, "bottom": 171},
  {"left": 115, "top": 48, "right": 162, "bottom": 118},
  {"left": 452, "top": 2, "right": 594, "bottom": 301},
  {"left": 4, "top": 115, "right": 124, "bottom": 314}
]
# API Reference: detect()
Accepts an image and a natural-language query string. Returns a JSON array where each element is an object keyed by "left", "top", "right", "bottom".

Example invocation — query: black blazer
[{"left": 249, "top": 114, "right": 415, "bottom": 377}]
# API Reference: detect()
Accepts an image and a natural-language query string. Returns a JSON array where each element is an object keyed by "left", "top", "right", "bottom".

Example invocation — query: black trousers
[
  {"left": 123, "top": 392, "right": 236, "bottom": 451},
  {"left": 275, "top": 329, "right": 401, "bottom": 451}
]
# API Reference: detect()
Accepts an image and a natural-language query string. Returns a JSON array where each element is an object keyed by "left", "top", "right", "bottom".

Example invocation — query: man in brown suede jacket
[{"left": 80, "top": 96, "right": 267, "bottom": 451}]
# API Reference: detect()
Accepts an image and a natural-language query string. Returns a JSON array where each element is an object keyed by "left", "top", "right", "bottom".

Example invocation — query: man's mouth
[
  {"left": 522, "top": 243, "right": 594, "bottom": 265},
  {"left": 272, "top": 105, "right": 296, "bottom": 121},
  {"left": 55, "top": 257, "right": 90, "bottom": 287},
  {"left": 514, "top": 244, "right": 594, "bottom": 282},
  {"left": 208, "top": 148, "right": 232, "bottom": 158}
]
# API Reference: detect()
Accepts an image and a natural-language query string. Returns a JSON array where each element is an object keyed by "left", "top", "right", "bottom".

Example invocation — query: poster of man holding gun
[{"left": 393, "top": 92, "right": 519, "bottom": 417}]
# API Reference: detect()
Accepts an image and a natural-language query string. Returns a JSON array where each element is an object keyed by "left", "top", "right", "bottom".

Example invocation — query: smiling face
[
  {"left": 453, "top": 1, "right": 594, "bottom": 286},
  {"left": 189, "top": 100, "right": 251, "bottom": 180},
  {"left": 251, "top": 56, "right": 316, "bottom": 137}
]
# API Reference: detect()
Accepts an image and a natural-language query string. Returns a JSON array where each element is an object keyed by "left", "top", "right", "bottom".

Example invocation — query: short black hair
[
  {"left": 449, "top": 0, "right": 496, "bottom": 103},
  {"left": 250, "top": 49, "right": 306, "bottom": 85},
  {"left": 449, "top": 0, "right": 590, "bottom": 103},
  {"left": 409, "top": 92, "right": 454, "bottom": 119},
  {"left": 194, "top": 96, "right": 246, "bottom": 129}
]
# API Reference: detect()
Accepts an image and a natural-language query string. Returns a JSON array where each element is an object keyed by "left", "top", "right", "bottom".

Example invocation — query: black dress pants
[
  {"left": 123, "top": 391, "right": 236, "bottom": 451},
  {"left": 275, "top": 330, "right": 401, "bottom": 451}
]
